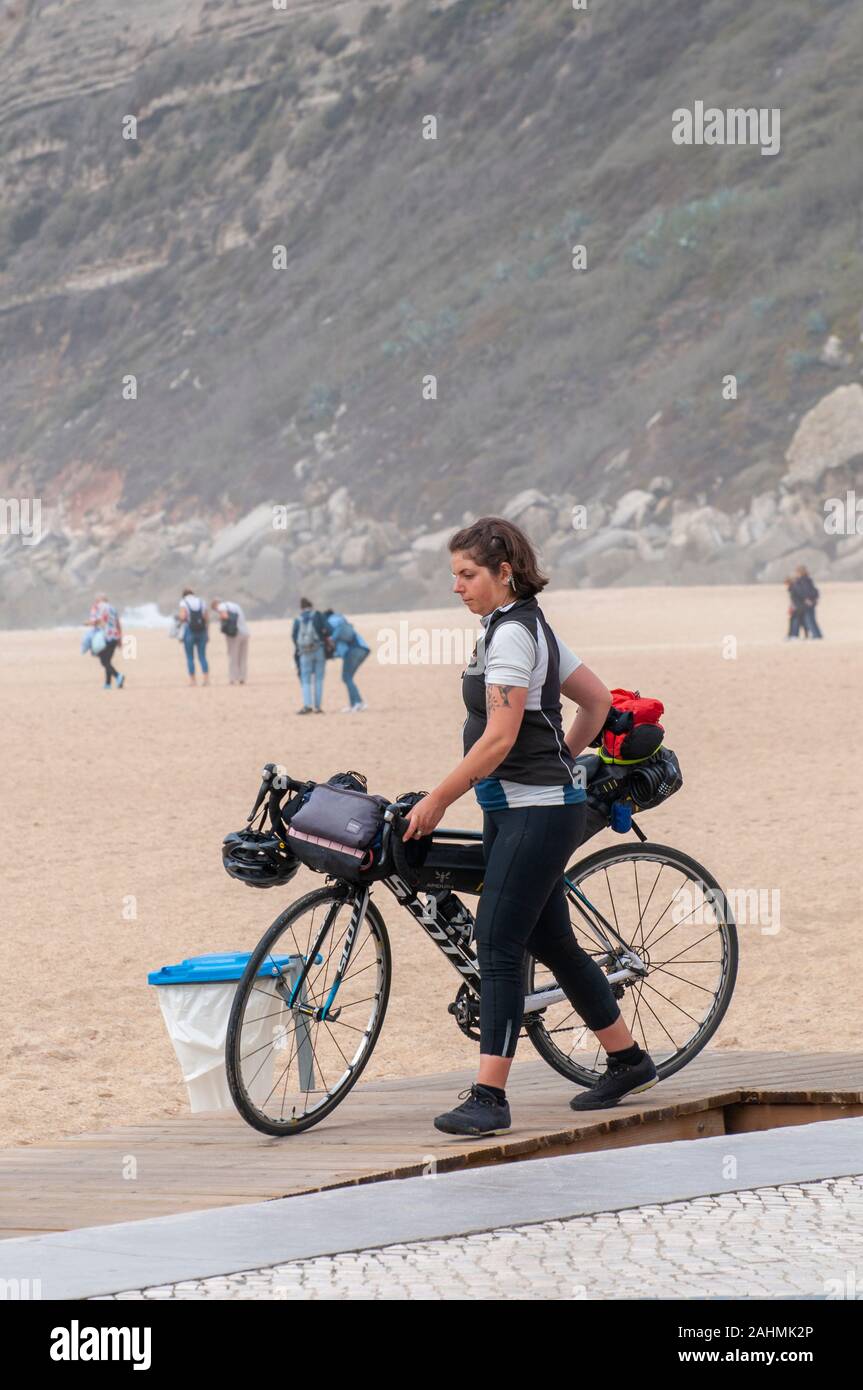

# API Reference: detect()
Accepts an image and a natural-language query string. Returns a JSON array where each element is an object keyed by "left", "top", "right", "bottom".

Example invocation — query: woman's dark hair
[
  {"left": 448, "top": 516, "right": 549, "bottom": 598},
  {"left": 299, "top": 596, "right": 313, "bottom": 609}
]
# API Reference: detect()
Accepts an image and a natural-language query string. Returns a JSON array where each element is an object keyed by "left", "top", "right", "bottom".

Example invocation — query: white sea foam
[
  {"left": 119, "top": 602, "right": 173, "bottom": 629},
  {"left": 53, "top": 601, "right": 173, "bottom": 631}
]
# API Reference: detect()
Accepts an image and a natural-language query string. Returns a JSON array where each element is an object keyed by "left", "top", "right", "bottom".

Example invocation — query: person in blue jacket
[{"left": 323, "top": 608, "right": 371, "bottom": 713}]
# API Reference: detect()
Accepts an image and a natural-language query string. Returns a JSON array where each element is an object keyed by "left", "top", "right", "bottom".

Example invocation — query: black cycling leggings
[
  {"left": 98, "top": 639, "right": 120, "bottom": 683},
  {"left": 474, "top": 801, "right": 621, "bottom": 1058}
]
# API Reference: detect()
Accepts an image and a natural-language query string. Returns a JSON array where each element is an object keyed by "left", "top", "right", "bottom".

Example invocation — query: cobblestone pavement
[{"left": 99, "top": 1175, "right": 863, "bottom": 1300}]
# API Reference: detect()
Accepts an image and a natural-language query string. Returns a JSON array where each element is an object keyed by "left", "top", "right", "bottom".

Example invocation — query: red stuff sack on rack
[{"left": 591, "top": 688, "right": 665, "bottom": 765}]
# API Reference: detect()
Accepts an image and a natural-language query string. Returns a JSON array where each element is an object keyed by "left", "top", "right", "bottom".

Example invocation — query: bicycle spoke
[
  {"left": 637, "top": 976, "right": 703, "bottom": 1026},
  {"left": 603, "top": 867, "right": 621, "bottom": 939},
  {"left": 624, "top": 974, "right": 651, "bottom": 1053},
  {"left": 637, "top": 884, "right": 696, "bottom": 952},
  {"left": 647, "top": 965, "right": 718, "bottom": 996},
  {"left": 640, "top": 900, "right": 714, "bottom": 954},
  {"left": 319, "top": 1020, "right": 353, "bottom": 1072},
  {"left": 633, "top": 861, "right": 666, "bottom": 948},
  {"left": 628, "top": 978, "right": 680, "bottom": 1050},
  {"left": 632, "top": 858, "right": 645, "bottom": 951},
  {"left": 651, "top": 958, "right": 720, "bottom": 966},
  {"left": 652, "top": 929, "right": 725, "bottom": 967}
]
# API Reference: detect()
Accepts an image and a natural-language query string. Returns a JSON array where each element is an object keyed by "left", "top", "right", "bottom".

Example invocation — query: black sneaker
[
  {"left": 569, "top": 1053, "right": 658, "bottom": 1111},
  {"left": 433, "top": 1083, "right": 511, "bottom": 1137}
]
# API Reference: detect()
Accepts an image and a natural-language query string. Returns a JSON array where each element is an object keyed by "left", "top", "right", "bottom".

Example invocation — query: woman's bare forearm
[
  {"left": 432, "top": 731, "right": 515, "bottom": 807},
  {"left": 564, "top": 700, "right": 611, "bottom": 759}
]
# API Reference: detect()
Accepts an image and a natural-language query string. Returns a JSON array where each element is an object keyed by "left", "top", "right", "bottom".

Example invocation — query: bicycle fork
[{"left": 279, "top": 887, "right": 371, "bottom": 1023}]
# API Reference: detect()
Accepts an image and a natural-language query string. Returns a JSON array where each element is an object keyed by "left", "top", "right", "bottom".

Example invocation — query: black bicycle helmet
[{"left": 222, "top": 828, "right": 301, "bottom": 889}]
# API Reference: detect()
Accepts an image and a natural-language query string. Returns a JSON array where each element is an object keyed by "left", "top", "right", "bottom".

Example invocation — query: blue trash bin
[{"left": 148, "top": 951, "right": 321, "bottom": 1113}]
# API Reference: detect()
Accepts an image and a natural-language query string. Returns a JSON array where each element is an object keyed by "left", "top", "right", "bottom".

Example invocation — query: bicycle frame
[{"left": 312, "top": 827, "right": 648, "bottom": 1021}]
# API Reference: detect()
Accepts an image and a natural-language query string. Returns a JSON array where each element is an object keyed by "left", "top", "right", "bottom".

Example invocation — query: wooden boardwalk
[{"left": 2, "top": 1051, "right": 861, "bottom": 1239}]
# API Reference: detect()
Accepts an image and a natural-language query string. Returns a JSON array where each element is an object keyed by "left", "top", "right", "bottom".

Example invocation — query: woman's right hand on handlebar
[{"left": 401, "top": 793, "right": 446, "bottom": 841}]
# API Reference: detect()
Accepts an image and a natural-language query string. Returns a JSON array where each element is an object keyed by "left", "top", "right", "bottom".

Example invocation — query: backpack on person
[
  {"left": 186, "top": 598, "right": 206, "bottom": 635},
  {"left": 220, "top": 607, "right": 239, "bottom": 638},
  {"left": 296, "top": 613, "right": 323, "bottom": 653}
]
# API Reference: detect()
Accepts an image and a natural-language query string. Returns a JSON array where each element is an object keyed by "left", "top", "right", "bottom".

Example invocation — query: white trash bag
[{"left": 149, "top": 952, "right": 315, "bottom": 1113}]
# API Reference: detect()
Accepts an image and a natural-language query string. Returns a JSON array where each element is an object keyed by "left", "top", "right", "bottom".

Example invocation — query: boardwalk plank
[{"left": 2, "top": 1053, "right": 861, "bottom": 1237}]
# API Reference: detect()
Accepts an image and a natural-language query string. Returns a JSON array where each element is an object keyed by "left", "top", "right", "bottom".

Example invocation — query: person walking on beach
[
  {"left": 178, "top": 588, "right": 210, "bottom": 686},
  {"left": 400, "top": 517, "right": 658, "bottom": 1136},
  {"left": 323, "top": 608, "right": 371, "bottom": 712},
  {"left": 88, "top": 592, "right": 125, "bottom": 689},
  {"left": 794, "top": 565, "right": 823, "bottom": 639},
  {"left": 783, "top": 576, "right": 807, "bottom": 640},
  {"left": 211, "top": 598, "right": 250, "bottom": 684},
  {"left": 291, "top": 598, "right": 331, "bottom": 714}
]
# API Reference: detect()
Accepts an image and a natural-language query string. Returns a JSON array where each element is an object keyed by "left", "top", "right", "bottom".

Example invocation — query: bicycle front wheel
[
  {"left": 524, "top": 841, "right": 738, "bottom": 1087},
  {"left": 226, "top": 884, "right": 391, "bottom": 1135}
]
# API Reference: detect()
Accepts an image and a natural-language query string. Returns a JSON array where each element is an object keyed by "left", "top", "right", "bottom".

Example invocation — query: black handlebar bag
[{"left": 284, "top": 782, "right": 393, "bottom": 883}]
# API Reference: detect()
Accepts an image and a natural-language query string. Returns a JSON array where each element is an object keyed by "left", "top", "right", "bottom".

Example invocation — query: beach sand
[{"left": 1, "top": 583, "right": 861, "bottom": 1147}]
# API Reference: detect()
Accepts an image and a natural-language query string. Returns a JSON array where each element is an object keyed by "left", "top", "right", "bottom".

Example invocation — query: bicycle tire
[
  {"left": 226, "top": 884, "right": 392, "bottom": 1135},
  {"left": 524, "top": 840, "right": 739, "bottom": 1088}
]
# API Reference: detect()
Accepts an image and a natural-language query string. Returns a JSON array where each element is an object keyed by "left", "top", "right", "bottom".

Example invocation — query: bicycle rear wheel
[
  {"left": 226, "top": 884, "right": 391, "bottom": 1135},
  {"left": 524, "top": 841, "right": 738, "bottom": 1087}
]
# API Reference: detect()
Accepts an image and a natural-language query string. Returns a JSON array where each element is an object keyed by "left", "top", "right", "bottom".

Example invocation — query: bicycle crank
[{"left": 448, "top": 983, "right": 482, "bottom": 1041}]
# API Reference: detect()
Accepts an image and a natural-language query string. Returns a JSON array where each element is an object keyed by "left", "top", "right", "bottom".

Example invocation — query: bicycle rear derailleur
[{"left": 448, "top": 984, "right": 482, "bottom": 1041}]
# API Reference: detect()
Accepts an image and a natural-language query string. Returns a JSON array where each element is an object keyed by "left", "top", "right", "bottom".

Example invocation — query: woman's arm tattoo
[{"left": 486, "top": 683, "right": 514, "bottom": 714}]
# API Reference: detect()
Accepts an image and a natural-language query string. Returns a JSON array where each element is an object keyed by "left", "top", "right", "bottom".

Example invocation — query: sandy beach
[{"left": 1, "top": 582, "right": 861, "bottom": 1148}]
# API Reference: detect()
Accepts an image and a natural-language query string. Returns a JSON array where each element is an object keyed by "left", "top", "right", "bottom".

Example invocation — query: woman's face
[{"left": 450, "top": 549, "right": 510, "bottom": 615}]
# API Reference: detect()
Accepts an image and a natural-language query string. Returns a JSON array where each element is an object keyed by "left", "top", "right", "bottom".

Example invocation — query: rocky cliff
[{"left": 1, "top": 0, "right": 862, "bottom": 624}]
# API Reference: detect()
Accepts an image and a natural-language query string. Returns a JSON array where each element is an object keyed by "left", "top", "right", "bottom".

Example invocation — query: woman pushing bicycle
[{"left": 401, "top": 517, "right": 659, "bottom": 1136}]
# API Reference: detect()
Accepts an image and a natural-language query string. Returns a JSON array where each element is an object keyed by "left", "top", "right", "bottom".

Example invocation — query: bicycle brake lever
[{"left": 247, "top": 780, "right": 270, "bottom": 823}]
